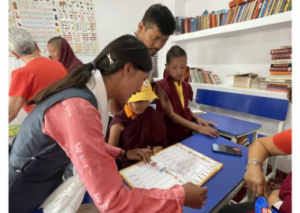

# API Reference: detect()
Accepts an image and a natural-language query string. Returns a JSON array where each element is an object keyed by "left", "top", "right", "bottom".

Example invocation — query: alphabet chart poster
[
  {"left": 56, "top": 0, "right": 99, "bottom": 54},
  {"left": 120, "top": 143, "right": 223, "bottom": 190},
  {"left": 10, "top": 0, "right": 62, "bottom": 55},
  {"left": 9, "top": 0, "right": 99, "bottom": 55}
]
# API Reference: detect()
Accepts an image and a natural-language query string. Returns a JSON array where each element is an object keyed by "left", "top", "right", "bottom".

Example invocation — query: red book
[
  {"left": 270, "top": 48, "right": 292, "bottom": 55},
  {"left": 187, "top": 18, "right": 192, "bottom": 32},
  {"left": 209, "top": 14, "right": 213, "bottom": 28},
  {"left": 268, "top": 84, "right": 288, "bottom": 88},
  {"left": 270, "top": 67, "right": 292, "bottom": 71},
  {"left": 271, "top": 54, "right": 292, "bottom": 60},
  {"left": 229, "top": 0, "right": 238, "bottom": 8},
  {"left": 212, "top": 14, "right": 217, "bottom": 27},
  {"left": 252, "top": 0, "right": 264, "bottom": 19}
]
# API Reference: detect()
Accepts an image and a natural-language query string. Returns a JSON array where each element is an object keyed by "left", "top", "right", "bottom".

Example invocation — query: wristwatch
[{"left": 272, "top": 200, "right": 283, "bottom": 212}]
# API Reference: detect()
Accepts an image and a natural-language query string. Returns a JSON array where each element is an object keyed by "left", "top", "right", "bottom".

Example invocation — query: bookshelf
[
  {"left": 189, "top": 83, "right": 288, "bottom": 100},
  {"left": 170, "top": 11, "right": 292, "bottom": 42}
]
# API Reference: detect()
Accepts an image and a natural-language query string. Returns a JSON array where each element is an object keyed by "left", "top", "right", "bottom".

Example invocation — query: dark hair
[
  {"left": 141, "top": 4, "right": 175, "bottom": 35},
  {"left": 166, "top": 45, "right": 187, "bottom": 64},
  {"left": 47, "top": 36, "right": 62, "bottom": 47},
  {"left": 287, "top": 87, "right": 292, "bottom": 103},
  {"left": 28, "top": 34, "right": 152, "bottom": 105}
]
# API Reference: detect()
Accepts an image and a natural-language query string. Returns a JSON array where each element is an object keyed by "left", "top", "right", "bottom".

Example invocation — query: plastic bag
[{"left": 255, "top": 197, "right": 279, "bottom": 213}]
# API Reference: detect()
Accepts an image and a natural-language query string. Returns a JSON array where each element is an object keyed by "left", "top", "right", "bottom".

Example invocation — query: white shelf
[
  {"left": 170, "top": 11, "right": 292, "bottom": 42},
  {"left": 189, "top": 83, "right": 288, "bottom": 100}
]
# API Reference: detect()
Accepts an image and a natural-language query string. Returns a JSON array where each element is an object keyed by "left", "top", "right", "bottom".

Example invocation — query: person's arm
[
  {"left": 244, "top": 133, "right": 291, "bottom": 197},
  {"left": 108, "top": 123, "right": 123, "bottom": 147},
  {"left": 191, "top": 112, "right": 217, "bottom": 127},
  {"left": 156, "top": 86, "right": 218, "bottom": 138},
  {"left": 43, "top": 98, "right": 208, "bottom": 212},
  {"left": 9, "top": 96, "right": 25, "bottom": 123},
  {"left": 110, "top": 99, "right": 123, "bottom": 116}
]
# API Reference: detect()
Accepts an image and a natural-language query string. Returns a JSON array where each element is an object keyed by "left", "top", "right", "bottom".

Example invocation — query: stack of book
[
  {"left": 174, "top": 0, "right": 292, "bottom": 35},
  {"left": 189, "top": 67, "right": 222, "bottom": 84},
  {"left": 267, "top": 47, "right": 292, "bottom": 92}
]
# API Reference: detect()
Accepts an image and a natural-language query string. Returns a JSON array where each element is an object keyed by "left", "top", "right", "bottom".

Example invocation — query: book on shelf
[
  {"left": 228, "top": 72, "right": 258, "bottom": 88},
  {"left": 270, "top": 48, "right": 292, "bottom": 55},
  {"left": 270, "top": 71, "right": 291, "bottom": 75},
  {"left": 173, "top": 0, "right": 291, "bottom": 36},
  {"left": 175, "top": 16, "right": 187, "bottom": 35},
  {"left": 119, "top": 143, "right": 223, "bottom": 189},
  {"left": 268, "top": 0, "right": 278, "bottom": 15},
  {"left": 271, "top": 59, "right": 292, "bottom": 64},
  {"left": 213, "top": 75, "right": 223, "bottom": 84},
  {"left": 260, "top": 0, "right": 270, "bottom": 18},
  {"left": 252, "top": 0, "right": 264, "bottom": 19},
  {"left": 279, "top": 0, "right": 287, "bottom": 13},
  {"left": 271, "top": 54, "right": 292, "bottom": 60},
  {"left": 260, "top": 81, "right": 269, "bottom": 89},
  {"left": 270, "top": 67, "right": 292, "bottom": 71},
  {"left": 284, "top": 0, "right": 291, "bottom": 12},
  {"left": 271, "top": 63, "right": 291, "bottom": 67},
  {"left": 270, "top": 75, "right": 291, "bottom": 80}
]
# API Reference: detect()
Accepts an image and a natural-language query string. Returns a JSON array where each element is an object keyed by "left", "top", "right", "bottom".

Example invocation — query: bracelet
[{"left": 245, "top": 159, "right": 263, "bottom": 170}]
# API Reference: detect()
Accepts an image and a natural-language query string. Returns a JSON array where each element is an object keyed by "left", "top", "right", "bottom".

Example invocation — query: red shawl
[
  {"left": 59, "top": 38, "right": 83, "bottom": 72},
  {"left": 155, "top": 74, "right": 193, "bottom": 145},
  {"left": 110, "top": 106, "right": 168, "bottom": 168}
]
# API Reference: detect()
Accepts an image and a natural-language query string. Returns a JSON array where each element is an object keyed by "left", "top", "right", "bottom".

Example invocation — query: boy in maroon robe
[
  {"left": 109, "top": 79, "right": 168, "bottom": 169},
  {"left": 154, "top": 45, "right": 219, "bottom": 145}
]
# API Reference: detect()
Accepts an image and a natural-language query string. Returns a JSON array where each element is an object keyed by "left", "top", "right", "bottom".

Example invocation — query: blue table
[
  {"left": 181, "top": 134, "right": 248, "bottom": 213},
  {"left": 33, "top": 134, "right": 248, "bottom": 213},
  {"left": 198, "top": 112, "right": 262, "bottom": 143}
]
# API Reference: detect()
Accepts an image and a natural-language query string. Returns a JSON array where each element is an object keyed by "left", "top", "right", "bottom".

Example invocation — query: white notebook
[{"left": 120, "top": 143, "right": 223, "bottom": 189}]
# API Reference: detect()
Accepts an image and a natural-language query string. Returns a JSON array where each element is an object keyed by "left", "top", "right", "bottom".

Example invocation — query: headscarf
[{"left": 59, "top": 38, "right": 83, "bottom": 72}]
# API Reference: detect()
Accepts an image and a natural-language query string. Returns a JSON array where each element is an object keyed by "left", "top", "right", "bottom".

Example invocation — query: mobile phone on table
[{"left": 212, "top": 144, "right": 242, "bottom": 156}]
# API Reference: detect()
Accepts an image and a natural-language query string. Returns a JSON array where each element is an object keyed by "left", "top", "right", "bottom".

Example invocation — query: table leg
[
  {"left": 231, "top": 137, "right": 237, "bottom": 143},
  {"left": 240, "top": 187, "right": 255, "bottom": 203},
  {"left": 252, "top": 131, "right": 258, "bottom": 143}
]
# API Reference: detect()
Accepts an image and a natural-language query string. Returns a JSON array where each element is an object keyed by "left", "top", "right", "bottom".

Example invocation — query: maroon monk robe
[
  {"left": 59, "top": 38, "right": 83, "bottom": 72},
  {"left": 154, "top": 74, "right": 194, "bottom": 145},
  {"left": 110, "top": 106, "right": 168, "bottom": 169}
]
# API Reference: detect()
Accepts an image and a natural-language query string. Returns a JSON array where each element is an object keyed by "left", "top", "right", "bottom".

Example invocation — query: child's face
[
  {"left": 129, "top": 101, "right": 150, "bottom": 115},
  {"left": 165, "top": 57, "right": 187, "bottom": 82}
]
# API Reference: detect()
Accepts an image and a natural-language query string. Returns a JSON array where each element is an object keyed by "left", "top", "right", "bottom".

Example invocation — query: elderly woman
[
  {"left": 8, "top": 26, "right": 67, "bottom": 123},
  {"left": 47, "top": 36, "right": 83, "bottom": 72}
]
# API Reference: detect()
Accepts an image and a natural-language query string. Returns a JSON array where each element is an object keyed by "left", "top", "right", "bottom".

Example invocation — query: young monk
[
  {"left": 109, "top": 79, "right": 168, "bottom": 168},
  {"left": 154, "top": 45, "right": 219, "bottom": 145}
]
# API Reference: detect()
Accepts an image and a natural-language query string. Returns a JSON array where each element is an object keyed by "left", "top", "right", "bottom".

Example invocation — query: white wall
[{"left": 93, "top": 0, "right": 154, "bottom": 51}]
